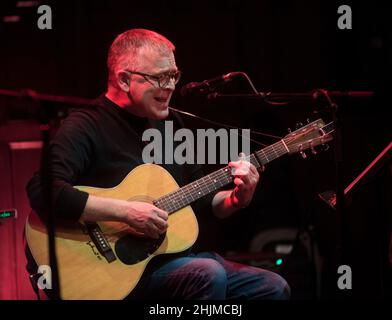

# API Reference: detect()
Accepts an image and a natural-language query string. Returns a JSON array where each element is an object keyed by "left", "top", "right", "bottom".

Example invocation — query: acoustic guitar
[{"left": 26, "top": 119, "right": 333, "bottom": 299}]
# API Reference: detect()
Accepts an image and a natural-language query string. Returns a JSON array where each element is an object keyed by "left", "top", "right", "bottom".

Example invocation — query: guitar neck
[{"left": 154, "top": 140, "right": 289, "bottom": 214}]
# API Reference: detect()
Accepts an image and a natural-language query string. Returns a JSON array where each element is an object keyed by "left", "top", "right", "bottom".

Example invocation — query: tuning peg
[
  {"left": 306, "top": 118, "right": 310, "bottom": 124},
  {"left": 287, "top": 128, "right": 292, "bottom": 133},
  {"left": 321, "top": 143, "right": 330, "bottom": 151},
  {"left": 295, "top": 122, "right": 303, "bottom": 129},
  {"left": 309, "top": 141, "right": 317, "bottom": 155},
  {"left": 299, "top": 145, "right": 307, "bottom": 159}
]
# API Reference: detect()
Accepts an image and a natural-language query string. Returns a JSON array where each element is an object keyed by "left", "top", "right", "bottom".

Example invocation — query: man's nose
[{"left": 164, "top": 77, "right": 176, "bottom": 90}]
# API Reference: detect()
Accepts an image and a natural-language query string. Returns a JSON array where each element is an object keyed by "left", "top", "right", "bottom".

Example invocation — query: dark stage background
[{"left": 0, "top": 0, "right": 391, "bottom": 300}]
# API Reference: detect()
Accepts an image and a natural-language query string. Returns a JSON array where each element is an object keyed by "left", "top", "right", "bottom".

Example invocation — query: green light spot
[
  {"left": 0, "top": 211, "right": 12, "bottom": 218},
  {"left": 276, "top": 258, "right": 283, "bottom": 266}
]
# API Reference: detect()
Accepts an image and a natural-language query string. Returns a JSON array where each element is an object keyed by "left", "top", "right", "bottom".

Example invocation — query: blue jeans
[{"left": 129, "top": 251, "right": 290, "bottom": 300}]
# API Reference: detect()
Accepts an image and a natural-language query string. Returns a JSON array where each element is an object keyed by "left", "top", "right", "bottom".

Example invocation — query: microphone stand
[
  {"left": 0, "top": 88, "right": 93, "bottom": 300},
  {"left": 207, "top": 91, "right": 374, "bottom": 101}
]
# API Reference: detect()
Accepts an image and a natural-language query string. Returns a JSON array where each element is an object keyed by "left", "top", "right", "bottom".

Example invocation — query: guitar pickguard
[{"left": 115, "top": 232, "right": 166, "bottom": 264}]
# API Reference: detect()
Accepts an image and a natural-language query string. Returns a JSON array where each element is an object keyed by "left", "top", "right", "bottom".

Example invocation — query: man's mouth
[{"left": 154, "top": 97, "right": 169, "bottom": 103}]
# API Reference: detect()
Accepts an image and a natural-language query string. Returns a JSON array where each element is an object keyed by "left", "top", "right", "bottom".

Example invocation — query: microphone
[{"left": 180, "top": 72, "right": 238, "bottom": 96}]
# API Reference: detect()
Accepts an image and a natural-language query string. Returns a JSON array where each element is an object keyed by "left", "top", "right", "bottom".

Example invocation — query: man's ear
[{"left": 117, "top": 71, "right": 130, "bottom": 92}]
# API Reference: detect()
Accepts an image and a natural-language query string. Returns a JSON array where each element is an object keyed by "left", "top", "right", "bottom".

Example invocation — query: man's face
[{"left": 125, "top": 47, "right": 178, "bottom": 120}]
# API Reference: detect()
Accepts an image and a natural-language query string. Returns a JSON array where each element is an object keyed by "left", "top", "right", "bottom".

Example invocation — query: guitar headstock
[{"left": 283, "top": 119, "right": 333, "bottom": 158}]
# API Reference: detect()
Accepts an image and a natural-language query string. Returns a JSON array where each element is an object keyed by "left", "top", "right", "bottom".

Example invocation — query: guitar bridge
[{"left": 85, "top": 222, "right": 117, "bottom": 263}]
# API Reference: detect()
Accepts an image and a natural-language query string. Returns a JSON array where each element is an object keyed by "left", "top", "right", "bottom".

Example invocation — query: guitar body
[{"left": 25, "top": 164, "right": 199, "bottom": 300}]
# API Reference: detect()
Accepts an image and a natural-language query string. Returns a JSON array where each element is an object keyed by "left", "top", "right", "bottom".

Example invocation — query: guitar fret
[
  {"left": 281, "top": 139, "right": 290, "bottom": 153},
  {"left": 188, "top": 189, "right": 195, "bottom": 201},
  {"left": 206, "top": 175, "right": 215, "bottom": 192},
  {"left": 249, "top": 154, "right": 260, "bottom": 169},
  {"left": 261, "top": 149, "right": 269, "bottom": 162},
  {"left": 193, "top": 181, "right": 202, "bottom": 198},
  {"left": 199, "top": 183, "right": 209, "bottom": 195},
  {"left": 271, "top": 145, "right": 279, "bottom": 158},
  {"left": 278, "top": 139, "right": 289, "bottom": 155}
]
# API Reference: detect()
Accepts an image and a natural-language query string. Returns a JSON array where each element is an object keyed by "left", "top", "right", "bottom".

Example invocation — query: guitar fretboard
[{"left": 154, "top": 140, "right": 288, "bottom": 213}]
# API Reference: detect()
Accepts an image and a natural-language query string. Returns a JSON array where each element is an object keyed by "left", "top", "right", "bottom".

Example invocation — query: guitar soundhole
[{"left": 114, "top": 233, "right": 166, "bottom": 265}]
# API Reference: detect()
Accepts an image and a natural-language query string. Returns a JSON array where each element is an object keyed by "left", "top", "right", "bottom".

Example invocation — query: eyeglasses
[{"left": 125, "top": 69, "right": 181, "bottom": 89}]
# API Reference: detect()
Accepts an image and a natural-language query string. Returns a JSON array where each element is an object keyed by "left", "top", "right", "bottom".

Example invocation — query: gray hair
[{"left": 107, "top": 28, "right": 175, "bottom": 86}]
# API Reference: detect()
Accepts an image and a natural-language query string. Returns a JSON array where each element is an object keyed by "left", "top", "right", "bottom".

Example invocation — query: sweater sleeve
[{"left": 26, "top": 110, "right": 97, "bottom": 221}]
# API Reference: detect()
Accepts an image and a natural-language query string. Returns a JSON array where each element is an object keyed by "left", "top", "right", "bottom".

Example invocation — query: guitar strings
[
  {"left": 157, "top": 141, "right": 287, "bottom": 205},
  {"left": 157, "top": 144, "right": 288, "bottom": 212},
  {"left": 158, "top": 127, "right": 330, "bottom": 210},
  {"left": 156, "top": 123, "right": 333, "bottom": 212},
  {"left": 158, "top": 124, "right": 333, "bottom": 212}
]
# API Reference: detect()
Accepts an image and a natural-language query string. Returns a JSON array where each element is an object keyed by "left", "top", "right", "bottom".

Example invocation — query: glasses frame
[{"left": 125, "top": 69, "right": 181, "bottom": 89}]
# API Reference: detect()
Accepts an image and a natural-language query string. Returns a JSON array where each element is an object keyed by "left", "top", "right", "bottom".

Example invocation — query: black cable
[
  {"left": 169, "top": 106, "right": 282, "bottom": 147},
  {"left": 39, "top": 99, "right": 61, "bottom": 299}
]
